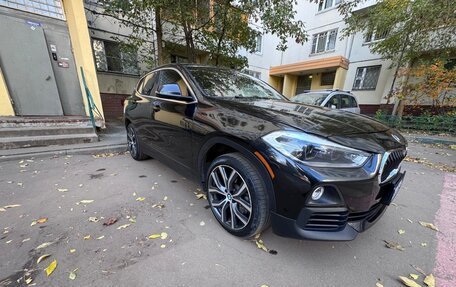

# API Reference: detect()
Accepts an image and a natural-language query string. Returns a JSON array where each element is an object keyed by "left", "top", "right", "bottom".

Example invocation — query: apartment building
[{"left": 240, "top": 0, "right": 395, "bottom": 114}]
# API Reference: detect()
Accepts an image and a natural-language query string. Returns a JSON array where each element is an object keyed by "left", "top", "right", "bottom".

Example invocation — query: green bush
[{"left": 373, "top": 111, "right": 455, "bottom": 134}]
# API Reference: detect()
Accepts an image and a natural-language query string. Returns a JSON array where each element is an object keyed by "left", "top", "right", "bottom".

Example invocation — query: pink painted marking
[{"left": 434, "top": 173, "right": 456, "bottom": 286}]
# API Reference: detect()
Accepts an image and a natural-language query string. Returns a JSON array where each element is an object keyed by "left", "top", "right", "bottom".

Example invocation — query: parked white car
[{"left": 290, "top": 90, "right": 361, "bottom": 113}]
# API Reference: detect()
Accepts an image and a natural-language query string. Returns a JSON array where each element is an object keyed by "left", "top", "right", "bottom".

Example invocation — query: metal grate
[
  {"left": 0, "top": 0, "right": 65, "bottom": 20},
  {"left": 380, "top": 149, "right": 406, "bottom": 183},
  {"left": 304, "top": 210, "right": 348, "bottom": 231}
]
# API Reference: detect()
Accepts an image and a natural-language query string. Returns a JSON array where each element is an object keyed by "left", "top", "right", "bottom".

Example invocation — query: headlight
[{"left": 262, "top": 131, "right": 370, "bottom": 168}]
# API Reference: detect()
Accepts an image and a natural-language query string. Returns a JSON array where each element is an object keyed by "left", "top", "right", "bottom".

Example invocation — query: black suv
[{"left": 124, "top": 64, "right": 407, "bottom": 241}]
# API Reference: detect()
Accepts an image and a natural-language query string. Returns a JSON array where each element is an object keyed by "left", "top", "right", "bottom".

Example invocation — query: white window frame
[
  {"left": 352, "top": 65, "right": 381, "bottom": 91},
  {"left": 317, "top": 0, "right": 342, "bottom": 12},
  {"left": 254, "top": 34, "right": 262, "bottom": 54},
  {"left": 0, "top": 0, "right": 65, "bottom": 20},
  {"left": 364, "top": 30, "right": 389, "bottom": 44},
  {"left": 311, "top": 29, "right": 337, "bottom": 54},
  {"left": 92, "top": 39, "right": 139, "bottom": 75},
  {"left": 243, "top": 69, "right": 261, "bottom": 79}
]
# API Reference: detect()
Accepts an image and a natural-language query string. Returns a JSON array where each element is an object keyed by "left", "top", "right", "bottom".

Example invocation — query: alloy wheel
[
  {"left": 208, "top": 165, "right": 252, "bottom": 230},
  {"left": 127, "top": 126, "right": 138, "bottom": 158}
]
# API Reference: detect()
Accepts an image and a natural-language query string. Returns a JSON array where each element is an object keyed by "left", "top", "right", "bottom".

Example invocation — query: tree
[
  {"left": 88, "top": 0, "right": 307, "bottom": 71},
  {"left": 339, "top": 0, "right": 456, "bottom": 116}
]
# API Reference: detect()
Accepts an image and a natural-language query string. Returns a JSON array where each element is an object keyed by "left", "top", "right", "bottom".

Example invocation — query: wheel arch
[{"left": 198, "top": 136, "right": 276, "bottom": 211}]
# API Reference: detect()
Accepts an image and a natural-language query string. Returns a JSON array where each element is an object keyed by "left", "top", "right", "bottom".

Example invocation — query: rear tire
[
  {"left": 127, "top": 124, "right": 148, "bottom": 161},
  {"left": 206, "top": 152, "right": 270, "bottom": 238}
]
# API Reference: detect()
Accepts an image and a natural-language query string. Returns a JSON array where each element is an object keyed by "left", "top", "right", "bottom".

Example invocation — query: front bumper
[{"left": 270, "top": 171, "right": 406, "bottom": 241}]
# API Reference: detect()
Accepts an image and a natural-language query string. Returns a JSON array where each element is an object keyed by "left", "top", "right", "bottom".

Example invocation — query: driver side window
[
  {"left": 158, "top": 70, "right": 189, "bottom": 97},
  {"left": 326, "top": 95, "right": 339, "bottom": 108}
]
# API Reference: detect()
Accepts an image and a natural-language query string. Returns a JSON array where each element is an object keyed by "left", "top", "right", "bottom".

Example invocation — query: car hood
[{"left": 202, "top": 98, "right": 406, "bottom": 153}]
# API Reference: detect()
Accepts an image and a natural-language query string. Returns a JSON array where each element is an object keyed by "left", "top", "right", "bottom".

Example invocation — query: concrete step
[
  {"left": 0, "top": 116, "right": 103, "bottom": 128},
  {"left": 0, "top": 133, "right": 99, "bottom": 149},
  {"left": 0, "top": 126, "right": 95, "bottom": 137}
]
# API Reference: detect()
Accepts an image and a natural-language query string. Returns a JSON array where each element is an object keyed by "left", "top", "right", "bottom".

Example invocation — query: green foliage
[
  {"left": 340, "top": 0, "right": 456, "bottom": 67},
  {"left": 95, "top": 0, "right": 307, "bottom": 70}
]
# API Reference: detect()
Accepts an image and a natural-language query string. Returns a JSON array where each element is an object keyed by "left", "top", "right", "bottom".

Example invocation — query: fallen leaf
[
  {"left": 200, "top": 221, "right": 205, "bottom": 226},
  {"left": 69, "top": 269, "right": 77, "bottom": 280},
  {"left": 407, "top": 219, "right": 413, "bottom": 223},
  {"left": 261, "top": 285, "right": 269, "bottom": 287},
  {"left": 160, "top": 244, "right": 166, "bottom": 248},
  {"left": 163, "top": 196, "right": 168, "bottom": 201},
  {"left": 160, "top": 232, "right": 168, "bottom": 240},
  {"left": 22, "top": 238, "right": 31, "bottom": 243},
  {"left": 25, "top": 277, "right": 33, "bottom": 284},
  {"left": 57, "top": 188, "right": 68, "bottom": 192},
  {"left": 37, "top": 218, "right": 48, "bottom": 224},
  {"left": 136, "top": 197, "right": 145, "bottom": 202},
  {"left": 97, "top": 235, "right": 105, "bottom": 240},
  {"left": 45, "top": 259, "right": 57, "bottom": 276},
  {"left": 30, "top": 220, "right": 37, "bottom": 226},
  {"left": 410, "top": 274, "right": 420, "bottom": 280},
  {"left": 103, "top": 217, "right": 118, "bottom": 226},
  {"left": 148, "top": 234, "right": 161, "bottom": 239},
  {"left": 411, "top": 265, "right": 427, "bottom": 276},
  {"left": 376, "top": 283, "right": 384, "bottom": 287},
  {"left": 117, "top": 224, "right": 130, "bottom": 230},
  {"left": 384, "top": 240, "right": 405, "bottom": 251},
  {"left": 3, "top": 204, "right": 21, "bottom": 209},
  {"left": 5, "top": 240, "right": 12, "bottom": 244},
  {"left": 36, "top": 242, "right": 53, "bottom": 249},
  {"left": 0, "top": 208, "right": 5, "bottom": 212},
  {"left": 152, "top": 203, "right": 165, "bottom": 209},
  {"left": 398, "top": 229, "right": 406, "bottom": 235},
  {"left": 424, "top": 274, "right": 435, "bottom": 287},
  {"left": 194, "top": 192, "right": 207, "bottom": 200},
  {"left": 37, "top": 254, "right": 51, "bottom": 264},
  {"left": 419, "top": 221, "right": 439, "bottom": 231},
  {"left": 88, "top": 217, "right": 99, "bottom": 223},
  {"left": 421, "top": 242, "right": 427, "bottom": 247},
  {"left": 399, "top": 276, "right": 422, "bottom": 287},
  {"left": 69, "top": 249, "right": 76, "bottom": 253},
  {"left": 78, "top": 200, "right": 94, "bottom": 205},
  {"left": 83, "top": 235, "right": 91, "bottom": 240}
]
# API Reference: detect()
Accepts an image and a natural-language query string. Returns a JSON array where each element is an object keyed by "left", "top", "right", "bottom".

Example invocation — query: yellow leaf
[
  {"left": 260, "top": 285, "right": 269, "bottom": 287},
  {"left": 36, "top": 242, "right": 53, "bottom": 249},
  {"left": 163, "top": 196, "right": 168, "bottom": 201},
  {"left": 30, "top": 221, "right": 37, "bottom": 226},
  {"left": 399, "top": 276, "right": 422, "bottom": 287},
  {"left": 78, "top": 200, "right": 94, "bottom": 204},
  {"left": 57, "top": 188, "right": 68, "bottom": 192},
  {"left": 37, "top": 217, "right": 48, "bottom": 224},
  {"left": 97, "top": 235, "right": 105, "bottom": 240},
  {"left": 69, "top": 249, "right": 76, "bottom": 253},
  {"left": 83, "top": 235, "right": 91, "bottom": 240},
  {"left": 421, "top": 242, "right": 428, "bottom": 247},
  {"left": 148, "top": 234, "right": 161, "bottom": 239},
  {"left": 424, "top": 274, "right": 435, "bottom": 287},
  {"left": 44, "top": 259, "right": 57, "bottom": 276},
  {"left": 37, "top": 254, "right": 51, "bottom": 264},
  {"left": 398, "top": 229, "right": 405, "bottom": 235},
  {"left": 419, "top": 221, "right": 439, "bottom": 231},
  {"left": 136, "top": 197, "right": 145, "bottom": 201},
  {"left": 160, "top": 244, "right": 166, "bottom": 248},
  {"left": 117, "top": 224, "right": 130, "bottom": 230},
  {"left": 160, "top": 232, "right": 168, "bottom": 240},
  {"left": 376, "top": 283, "right": 384, "bottom": 287},
  {"left": 410, "top": 274, "right": 420, "bottom": 280},
  {"left": 0, "top": 208, "right": 5, "bottom": 212}
]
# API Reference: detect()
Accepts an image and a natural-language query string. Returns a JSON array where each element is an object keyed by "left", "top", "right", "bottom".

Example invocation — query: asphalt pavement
[{"left": 0, "top": 142, "right": 455, "bottom": 287}]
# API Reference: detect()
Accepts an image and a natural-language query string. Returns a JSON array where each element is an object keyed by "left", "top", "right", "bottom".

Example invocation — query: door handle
[{"left": 152, "top": 103, "right": 160, "bottom": 112}]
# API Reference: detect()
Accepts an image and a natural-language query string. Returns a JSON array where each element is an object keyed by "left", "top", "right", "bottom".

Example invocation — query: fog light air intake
[{"left": 306, "top": 185, "right": 344, "bottom": 206}]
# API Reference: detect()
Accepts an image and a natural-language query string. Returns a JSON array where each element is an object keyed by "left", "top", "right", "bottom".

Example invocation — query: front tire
[
  {"left": 127, "top": 124, "right": 148, "bottom": 161},
  {"left": 206, "top": 152, "right": 270, "bottom": 238}
]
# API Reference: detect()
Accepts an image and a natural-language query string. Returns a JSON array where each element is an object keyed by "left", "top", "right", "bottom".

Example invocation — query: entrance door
[
  {"left": 296, "top": 75, "right": 312, "bottom": 94},
  {"left": 0, "top": 16, "right": 63, "bottom": 116}
]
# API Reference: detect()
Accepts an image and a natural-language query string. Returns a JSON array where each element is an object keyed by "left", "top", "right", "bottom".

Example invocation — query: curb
[
  {"left": 405, "top": 136, "right": 456, "bottom": 146},
  {"left": 0, "top": 143, "right": 127, "bottom": 162}
]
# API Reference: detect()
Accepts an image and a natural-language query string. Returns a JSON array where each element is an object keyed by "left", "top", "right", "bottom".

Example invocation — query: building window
[
  {"left": 353, "top": 65, "right": 381, "bottom": 90},
  {"left": 318, "top": 0, "right": 342, "bottom": 11},
  {"left": 243, "top": 69, "right": 261, "bottom": 79},
  {"left": 311, "top": 29, "right": 337, "bottom": 54},
  {"left": 321, "top": 71, "right": 336, "bottom": 86},
  {"left": 364, "top": 30, "right": 389, "bottom": 43},
  {"left": 254, "top": 35, "right": 262, "bottom": 53},
  {"left": 92, "top": 39, "right": 139, "bottom": 75},
  {"left": 0, "top": 0, "right": 65, "bottom": 19}
]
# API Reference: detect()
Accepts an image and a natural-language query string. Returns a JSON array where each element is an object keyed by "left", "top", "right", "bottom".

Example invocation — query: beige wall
[
  {"left": 283, "top": 74, "right": 297, "bottom": 98},
  {"left": 97, "top": 73, "right": 139, "bottom": 95},
  {"left": 0, "top": 66, "right": 14, "bottom": 116},
  {"left": 63, "top": 0, "right": 104, "bottom": 121}
]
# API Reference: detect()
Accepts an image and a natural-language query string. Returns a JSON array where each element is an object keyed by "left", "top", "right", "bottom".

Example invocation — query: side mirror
[
  {"left": 331, "top": 104, "right": 337, "bottom": 109},
  {"left": 157, "top": 83, "right": 182, "bottom": 97}
]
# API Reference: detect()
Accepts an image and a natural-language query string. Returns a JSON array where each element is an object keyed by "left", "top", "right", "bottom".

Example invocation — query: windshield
[
  {"left": 187, "top": 68, "right": 285, "bottom": 100},
  {"left": 291, "top": 93, "right": 328, "bottom": 106}
]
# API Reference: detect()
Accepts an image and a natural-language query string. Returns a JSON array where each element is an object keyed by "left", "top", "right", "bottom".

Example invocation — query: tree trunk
[{"left": 154, "top": 7, "right": 164, "bottom": 65}]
